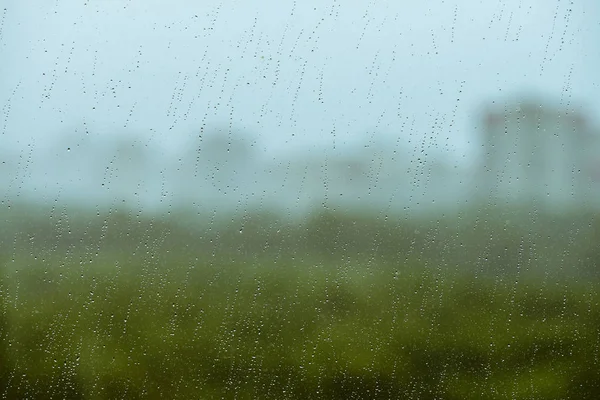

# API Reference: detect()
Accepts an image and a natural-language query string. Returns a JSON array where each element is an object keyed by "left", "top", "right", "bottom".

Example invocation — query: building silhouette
[{"left": 478, "top": 100, "right": 599, "bottom": 210}]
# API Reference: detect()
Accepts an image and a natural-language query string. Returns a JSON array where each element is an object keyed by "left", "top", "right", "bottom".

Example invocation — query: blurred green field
[{"left": 1, "top": 204, "right": 600, "bottom": 399}]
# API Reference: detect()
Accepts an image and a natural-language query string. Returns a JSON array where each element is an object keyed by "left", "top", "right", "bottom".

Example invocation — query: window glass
[{"left": 1, "top": 1, "right": 599, "bottom": 398}]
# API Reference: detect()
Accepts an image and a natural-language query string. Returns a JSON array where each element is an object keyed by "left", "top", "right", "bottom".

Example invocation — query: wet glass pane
[{"left": 1, "top": 1, "right": 599, "bottom": 398}]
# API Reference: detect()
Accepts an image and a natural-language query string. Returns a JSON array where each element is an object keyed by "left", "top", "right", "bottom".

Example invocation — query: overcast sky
[{"left": 1, "top": 0, "right": 599, "bottom": 162}]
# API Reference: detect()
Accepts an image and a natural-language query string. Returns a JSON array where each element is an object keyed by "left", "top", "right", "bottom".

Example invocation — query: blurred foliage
[{"left": 0, "top": 202, "right": 600, "bottom": 398}]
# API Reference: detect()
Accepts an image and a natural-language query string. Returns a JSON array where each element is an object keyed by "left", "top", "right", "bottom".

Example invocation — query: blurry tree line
[{"left": 1, "top": 202, "right": 599, "bottom": 280}]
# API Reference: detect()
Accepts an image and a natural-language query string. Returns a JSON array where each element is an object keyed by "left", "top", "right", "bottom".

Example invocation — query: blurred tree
[{"left": 176, "top": 126, "right": 258, "bottom": 210}]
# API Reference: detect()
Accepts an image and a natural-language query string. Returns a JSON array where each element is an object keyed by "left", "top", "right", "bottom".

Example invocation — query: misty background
[{"left": 1, "top": 0, "right": 599, "bottom": 218}]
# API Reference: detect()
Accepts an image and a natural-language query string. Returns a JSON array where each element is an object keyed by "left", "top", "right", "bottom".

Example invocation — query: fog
[{"left": 1, "top": 0, "right": 599, "bottom": 213}]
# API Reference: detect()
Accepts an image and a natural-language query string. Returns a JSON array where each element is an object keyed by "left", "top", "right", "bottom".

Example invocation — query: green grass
[
  {"left": 1, "top": 205, "right": 600, "bottom": 398},
  {"left": 1, "top": 251, "right": 599, "bottom": 399}
]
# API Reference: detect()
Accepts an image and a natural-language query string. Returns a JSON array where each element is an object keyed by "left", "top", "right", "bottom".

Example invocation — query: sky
[{"left": 1, "top": 0, "right": 599, "bottom": 173}]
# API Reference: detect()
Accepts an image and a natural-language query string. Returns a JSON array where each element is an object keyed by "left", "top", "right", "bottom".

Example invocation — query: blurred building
[{"left": 478, "top": 100, "right": 600, "bottom": 210}]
